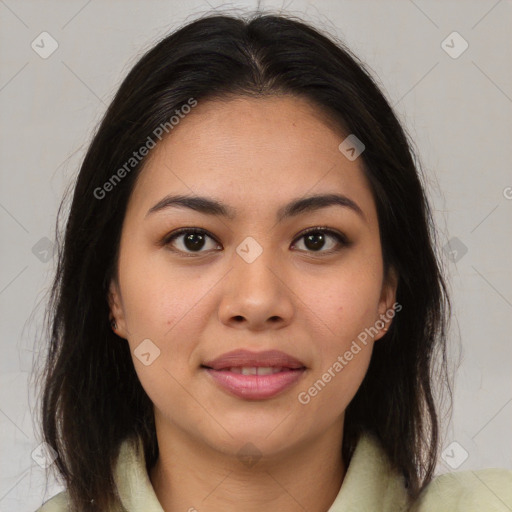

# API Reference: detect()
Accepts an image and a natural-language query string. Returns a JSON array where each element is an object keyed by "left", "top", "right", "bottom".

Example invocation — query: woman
[{"left": 34, "top": 11, "right": 511, "bottom": 512}]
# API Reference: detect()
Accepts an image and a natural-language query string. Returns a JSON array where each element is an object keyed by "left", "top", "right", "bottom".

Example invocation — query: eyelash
[{"left": 161, "top": 226, "right": 349, "bottom": 257}]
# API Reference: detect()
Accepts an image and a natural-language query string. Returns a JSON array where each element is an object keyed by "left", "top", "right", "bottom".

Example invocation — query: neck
[{"left": 149, "top": 419, "right": 345, "bottom": 512}]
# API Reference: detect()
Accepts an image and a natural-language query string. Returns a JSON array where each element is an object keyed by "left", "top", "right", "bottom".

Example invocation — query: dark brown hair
[{"left": 33, "top": 11, "right": 451, "bottom": 511}]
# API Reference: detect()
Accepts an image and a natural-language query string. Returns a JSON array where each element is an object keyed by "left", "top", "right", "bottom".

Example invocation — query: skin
[{"left": 108, "top": 95, "right": 397, "bottom": 512}]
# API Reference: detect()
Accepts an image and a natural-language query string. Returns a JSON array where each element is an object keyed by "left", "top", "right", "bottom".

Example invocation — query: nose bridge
[
  {"left": 217, "top": 234, "right": 294, "bottom": 328},
  {"left": 233, "top": 235, "right": 281, "bottom": 300}
]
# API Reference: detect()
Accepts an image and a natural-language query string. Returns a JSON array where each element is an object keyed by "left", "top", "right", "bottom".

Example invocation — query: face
[{"left": 108, "top": 95, "right": 397, "bottom": 460}]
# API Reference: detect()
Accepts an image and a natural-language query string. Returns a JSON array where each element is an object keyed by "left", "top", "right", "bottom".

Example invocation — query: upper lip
[{"left": 202, "top": 349, "right": 306, "bottom": 370}]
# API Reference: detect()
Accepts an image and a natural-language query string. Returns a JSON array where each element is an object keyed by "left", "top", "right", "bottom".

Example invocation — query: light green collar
[{"left": 114, "top": 432, "right": 410, "bottom": 512}]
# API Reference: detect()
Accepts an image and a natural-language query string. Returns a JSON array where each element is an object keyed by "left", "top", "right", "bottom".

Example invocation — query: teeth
[
  {"left": 255, "top": 367, "right": 281, "bottom": 375},
  {"left": 228, "top": 367, "right": 284, "bottom": 375}
]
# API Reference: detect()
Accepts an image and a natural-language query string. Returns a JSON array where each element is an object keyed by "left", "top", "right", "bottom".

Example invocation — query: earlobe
[
  {"left": 381, "top": 266, "right": 398, "bottom": 311},
  {"left": 107, "top": 279, "right": 126, "bottom": 338},
  {"left": 376, "top": 266, "right": 399, "bottom": 340}
]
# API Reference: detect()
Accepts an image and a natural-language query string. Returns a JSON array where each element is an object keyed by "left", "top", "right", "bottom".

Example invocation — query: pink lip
[
  {"left": 202, "top": 349, "right": 307, "bottom": 400},
  {"left": 204, "top": 368, "right": 306, "bottom": 400},
  {"left": 202, "top": 349, "right": 305, "bottom": 370}
]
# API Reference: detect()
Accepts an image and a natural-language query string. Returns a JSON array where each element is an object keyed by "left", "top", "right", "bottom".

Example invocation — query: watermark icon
[
  {"left": 338, "top": 134, "right": 365, "bottom": 161},
  {"left": 32, "top": 236, "right": 54, "bottom": 263},
  {"left": 31, "top": 31, "right": 59, "bottom": 59},
  {"left": 31, "top": 441, "right": 58, "bottom": 468},
  {"left": 93, "top": 98, "right": 198, "bottom": 200},
  {"left": 237, "top": 442, "right": 263, "bottom": 468},
  {"left": 441, "top": 441, "right": 469, "bottom": 469},
  {"left": 503, "top": 186, "right": 512, "bottom": 200},
  {"left": 134, "top": 338, "right": 161, "bottom": 366},
  {"left": 236, "top": 236, "right": 263, "bottom": 263},
  {"left": 297, "top": 302, "right": 402, "bottom": 404},
  {"left": 441, "top": 31, "right": 469, "bottom": 59},
  {"left": 443, "top": 236, "right": 468, "bottom": 263}
]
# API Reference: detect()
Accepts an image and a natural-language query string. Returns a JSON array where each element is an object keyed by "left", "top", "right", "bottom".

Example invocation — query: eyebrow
[{"left": 145, "top": 193, "right": 366, "bottom": 222}]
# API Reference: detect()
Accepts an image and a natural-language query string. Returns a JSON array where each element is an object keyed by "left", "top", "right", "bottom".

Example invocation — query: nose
[{"left": 217, "top": 244, "right": 295, "bottom": 331}]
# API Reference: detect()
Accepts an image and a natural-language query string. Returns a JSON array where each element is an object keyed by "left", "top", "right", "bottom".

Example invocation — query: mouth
[
  {"left": 209, "top": 366, "right": 299, "bottom": 375},
  {"left": 201, "top": 349, "right": 307, "bottom": 400}
]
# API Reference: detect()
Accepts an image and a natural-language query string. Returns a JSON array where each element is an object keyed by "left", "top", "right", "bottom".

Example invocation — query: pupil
[
  {"left": 305, "top": 232, "right": 324, "bottom": 251},
  {"left": 185, "top": 233, "right": 205, "bottom": 251},
  {"left": 182, "top": 232, "right": 326, "bottom": 252}
]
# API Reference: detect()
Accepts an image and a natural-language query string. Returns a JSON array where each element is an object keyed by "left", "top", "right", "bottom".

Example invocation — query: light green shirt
[{"left": 36, "top": 433, "right": 512, "bottom": 511}]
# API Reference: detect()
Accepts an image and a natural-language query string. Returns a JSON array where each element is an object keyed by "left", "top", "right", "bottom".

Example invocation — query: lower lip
[{"left": 203, "top": 368, "right": 306, "bottom": 400}]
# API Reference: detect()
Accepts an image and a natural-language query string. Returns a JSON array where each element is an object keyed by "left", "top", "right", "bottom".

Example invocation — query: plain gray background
[{"left": 0, "top": 0, "right": 511, "bottom": 510}]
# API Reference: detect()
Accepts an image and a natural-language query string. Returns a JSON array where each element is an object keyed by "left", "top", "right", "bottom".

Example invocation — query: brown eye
[
  {"left": 162, "top": 226, "right": 347, "bottom": 256},
  {"left": 164, "top": 228, "right": 221, "bottom": 254},
  {"left": 292, "top": 228, "right": 348, "bottom": 253}
]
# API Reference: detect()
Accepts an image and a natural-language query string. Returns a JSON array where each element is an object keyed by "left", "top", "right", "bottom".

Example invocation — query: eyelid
[
  {"left": 292, "top": 226, "right": 349, "bottom": 246},
  {"left": 161, "top": 227, "right": 221, "bottom": 252},
  {"left": 161, "top": 226, "right": 349, "bottom": 255}
]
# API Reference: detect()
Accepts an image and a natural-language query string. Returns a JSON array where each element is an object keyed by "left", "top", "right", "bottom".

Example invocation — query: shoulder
[
  {"left": 410, "top": 468, "right": 512, "bottom": 512},
  {"left": 34, "top": 490, "right": 70, "bottom": 512}
]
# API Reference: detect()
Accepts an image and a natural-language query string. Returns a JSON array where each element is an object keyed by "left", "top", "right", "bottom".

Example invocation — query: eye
[
  {"left": 291, "top": 227, "right": 348, "bottom": 254},
  {"left": 162, "top": 226, "right": 348, "bottom": 257},
  {"left": 163, "top": 228, "right": 221, "bottom": 255}
]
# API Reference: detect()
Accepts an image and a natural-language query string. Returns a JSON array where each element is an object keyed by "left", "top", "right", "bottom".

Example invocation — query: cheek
[
  {"left": 296, "top": 335, "right": 373, "bottom": 426},
  {"left": 118, "top": 246, "right": 203, "bottom": 336},
  {"left": 297, "top": 267, "right": 382, "bottom": 340},
  {"left": 296, "top": 259, "right": 383, "bottom": 413},
  {"left": 296, "top": 284, "right": 376, "bottom": 418},
  {"left": 118, "top": 252, "right": 218, "bottom": 383}
]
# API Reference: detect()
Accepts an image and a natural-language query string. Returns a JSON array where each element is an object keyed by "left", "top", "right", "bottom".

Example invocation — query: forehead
[{"left": 127, "top": 95, "right": 377, "bottom": 224}]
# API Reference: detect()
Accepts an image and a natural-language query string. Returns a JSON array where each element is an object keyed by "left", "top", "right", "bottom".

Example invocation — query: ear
[
  {"left": 108, "top": 278, "right": 128, "bottom": 339},
  {"left": 374, "top": 266, "right": 399, "bottom": 341}
]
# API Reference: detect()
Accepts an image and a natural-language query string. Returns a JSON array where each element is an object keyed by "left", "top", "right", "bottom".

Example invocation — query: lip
[
  {"left": 202, "top": 349, "right": 305, "bottom": 370},
  {"left": 202, "top": 349, "right": 307, "bottom": 400}
]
